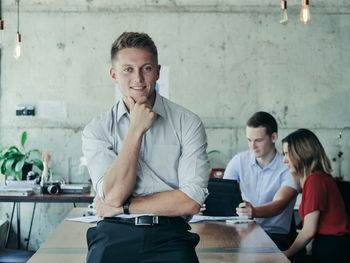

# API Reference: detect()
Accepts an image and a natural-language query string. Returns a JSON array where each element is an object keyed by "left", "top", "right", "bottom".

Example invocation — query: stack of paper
[
  {"left": 0, "top": 185, "right": 36, "bottom": 196},
  {"left": 61, "top": 184, "right": 91, "bottom": 194},
  {"left": 6, "top": 179, "right": 37, "bottom": 186}
]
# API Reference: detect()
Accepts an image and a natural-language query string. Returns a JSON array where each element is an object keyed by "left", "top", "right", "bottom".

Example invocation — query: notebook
[{"left": 203, "top": 178, "right": 243, "bottom": 216}]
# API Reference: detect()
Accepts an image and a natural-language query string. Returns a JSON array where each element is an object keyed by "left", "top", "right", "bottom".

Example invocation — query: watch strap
[{"left": 123, "top": 197, "right": 131, "bottom": 214}]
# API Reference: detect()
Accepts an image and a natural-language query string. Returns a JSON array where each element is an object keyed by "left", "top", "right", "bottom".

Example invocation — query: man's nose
[{"left": 133, "top": 70, "right": 144, "bottom": 83}]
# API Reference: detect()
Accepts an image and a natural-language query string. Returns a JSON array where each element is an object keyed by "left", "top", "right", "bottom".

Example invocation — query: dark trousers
[
  {"left": 267, "top": 232, "right": 292, "bottom": 251},
  {"left": 86, "top": 218, "right": 200, "bottom": 263},
  {"left": 312, "top": 234, "right": 350, "bottom": 263},
  {"left": 289, "top": 234, "right": 350, "bottom": 263}
]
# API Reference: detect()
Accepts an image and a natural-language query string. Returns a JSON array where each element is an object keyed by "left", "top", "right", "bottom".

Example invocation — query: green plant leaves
[
  {"left": 208, "top": 150, "right": 220, "bottom": 155},
  {"left": 14, "top": 157, "right": 25, "bottom": 172},
  {"left": 21, "top": 131, "right": 27, "bottom": 148},
  {"left": 31, "top": 159, "right": 44, "bottom": 171},
  {"left": 0, "top": 131, "right": 43, "bottom": 180}
]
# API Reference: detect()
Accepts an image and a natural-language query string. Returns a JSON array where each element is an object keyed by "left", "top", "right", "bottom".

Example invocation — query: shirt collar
[
  {"left": 152, "top": 92, "right": 166, "bottom": 120},
  {"left": 116, "top": 92, "right": 166, "bottom": 123},
  {"left": 116, "top": 99, "right": 128, "bottom": 123},
  {"left": 249, "top": 149, "right": 279, "bottom": 170}
]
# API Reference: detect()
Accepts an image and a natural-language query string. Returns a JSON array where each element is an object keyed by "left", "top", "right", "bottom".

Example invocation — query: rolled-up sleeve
[
  {"left": 82, "top": 117, "right": 117, "bottom": 199},
  {"left": 177, "top": 116, "right": 210, "bottom": 205}
]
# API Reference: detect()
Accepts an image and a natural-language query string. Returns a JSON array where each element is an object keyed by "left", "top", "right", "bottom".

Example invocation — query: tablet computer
[{"left": 203, "top": 178, "right": 243, "bottom": 216}]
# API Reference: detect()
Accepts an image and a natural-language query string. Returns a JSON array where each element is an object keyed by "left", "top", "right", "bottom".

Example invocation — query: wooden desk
[
  {"left": 28, "top": 208, "right": 289, "bottom": 263},
  {"left": 0, "top": 193, "right": 94, "bottom": 203},
  {"left": 0, "top": 193, "right": 94, "bottom": 249}
]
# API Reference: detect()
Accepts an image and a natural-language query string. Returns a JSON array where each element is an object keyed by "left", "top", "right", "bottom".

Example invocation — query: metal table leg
[
  {"left": 17, "top": 202, "right": 21, "bottom": 249},
  {"left": 25, "top": 202, "right": 37, "bottom": 250},
  {"left": 5, "top": 202, "right": 16, "bottom": 248}
]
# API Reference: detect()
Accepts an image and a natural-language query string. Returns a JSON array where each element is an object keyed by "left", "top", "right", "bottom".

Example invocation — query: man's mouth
[{"left": 131, "top": 86, "right": 146, "bottom": 90}]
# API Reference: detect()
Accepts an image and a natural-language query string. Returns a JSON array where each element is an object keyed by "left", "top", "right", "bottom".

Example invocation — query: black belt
[{"left": 103, "top": 216, "right": 184, "bottom": 226}]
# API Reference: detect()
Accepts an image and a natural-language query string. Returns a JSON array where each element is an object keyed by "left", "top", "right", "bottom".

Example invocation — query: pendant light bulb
[
  {"left": 0, "top": 20, "right": 4, "bottom": 47},
  {"left": 14, "top": 33, "right": 22, "bottom": 60},
  {"left": 280, "top": 0, "right": 288, "bottom": 25},
  {"left": 300, "top": 0, "right": 311, "bottom": 24}
]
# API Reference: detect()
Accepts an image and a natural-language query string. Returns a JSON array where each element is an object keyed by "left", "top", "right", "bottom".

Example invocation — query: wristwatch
[{"left": 123, "top": 198, "right": 131, "bottom": 214}]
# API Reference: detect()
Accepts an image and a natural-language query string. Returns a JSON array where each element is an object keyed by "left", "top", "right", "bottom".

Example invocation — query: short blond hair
[{"left": 110, "top": 32, "right": 158, "bottom": 62}]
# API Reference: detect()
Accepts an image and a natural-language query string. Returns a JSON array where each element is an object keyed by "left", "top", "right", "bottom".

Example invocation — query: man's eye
[
  {"left": 143, "top": 66, "right": 153, "bottom": 72},
  {"left": 124, "top": 68, "right": 132, "bottom": 72}
]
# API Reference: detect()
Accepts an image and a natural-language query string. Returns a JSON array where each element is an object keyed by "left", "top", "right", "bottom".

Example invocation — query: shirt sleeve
[
  {"left": 280, "top": 169, "right": 300, "bottom": 192},
  {"left": 177, "top": 117, "right": 210, "bottom": 206},
  {"left": 223, "top": 155, "right": 241, "bottom": 182},
  {"left": 302, "top": 175, "right": 328, "bottom": 216},
  {"left": 82, "top": 117, "right": 116, "bottom": 199}
]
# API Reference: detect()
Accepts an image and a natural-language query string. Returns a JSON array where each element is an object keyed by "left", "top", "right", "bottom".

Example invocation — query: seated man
[
  {"left": 224, "top": 111, "right": 298, "bottom": 250},
  {"left": 82, "top": 32, "right": 210, "bottom": 263}
]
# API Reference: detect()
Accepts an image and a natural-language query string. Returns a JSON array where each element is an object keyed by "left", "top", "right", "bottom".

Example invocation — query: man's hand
[
  {"left": 93, "top": 195, "right": 123, "bottom": 217},
  {"left": 236, "top": 201, "right": 255, "bottom": 219},
  {"left": 128, "top": 96, "right": 156, "bottom": 135}
]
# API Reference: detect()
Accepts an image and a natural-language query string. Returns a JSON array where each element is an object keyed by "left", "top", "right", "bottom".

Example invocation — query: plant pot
[{"left": 22, "top": 163, "right": 33, "bottom": 180}]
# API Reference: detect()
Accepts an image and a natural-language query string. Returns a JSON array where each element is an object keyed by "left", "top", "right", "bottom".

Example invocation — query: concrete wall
[{"left": 0, "top": 0, "right": 349, "bottom": 250}]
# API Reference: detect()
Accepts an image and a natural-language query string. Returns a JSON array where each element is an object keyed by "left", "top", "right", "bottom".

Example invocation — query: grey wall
[{"left": 0, "top": 0, "right": 349, "bottom": 250}]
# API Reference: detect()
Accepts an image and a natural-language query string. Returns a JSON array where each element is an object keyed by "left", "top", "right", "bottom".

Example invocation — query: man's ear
[
  {"left": 271, "top": 132, "right": 278, "bottom": 143},
  {"left": 110, "top": 68, "right": 118, "bottom": 83},
  {"left": 156, "top": 65, "right": 161, "bottom": 81}
]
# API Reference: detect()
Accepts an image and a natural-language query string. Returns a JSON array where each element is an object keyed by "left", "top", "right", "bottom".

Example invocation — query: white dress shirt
[
  {"left": 224, "top": 150, "right": 298, "bottom": 234},
  {"left": 82, "top": 92, "right": 210, "bottom": 206}
]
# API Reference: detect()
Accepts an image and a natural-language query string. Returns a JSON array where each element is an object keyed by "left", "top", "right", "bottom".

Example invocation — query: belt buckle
[{"left": 135, "top": 216, "right": 159, "bottom": 226}]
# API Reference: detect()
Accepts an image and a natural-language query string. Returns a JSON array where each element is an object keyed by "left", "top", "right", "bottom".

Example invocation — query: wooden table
[
  {"left": 28, "top": 208, "right": 289, "bottom": 263},
  {"left": 0, "top": 193, "right": 94, "bottom": 249}
]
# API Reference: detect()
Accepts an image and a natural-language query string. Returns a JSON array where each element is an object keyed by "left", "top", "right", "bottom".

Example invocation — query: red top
[{"left": 299, "top": 170, "right": 350, "bottom": 235}]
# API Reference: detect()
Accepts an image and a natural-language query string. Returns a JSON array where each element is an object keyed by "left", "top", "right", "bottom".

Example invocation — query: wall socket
[{"left": 16, "top": 105, "right": 35, "bottom": 116}]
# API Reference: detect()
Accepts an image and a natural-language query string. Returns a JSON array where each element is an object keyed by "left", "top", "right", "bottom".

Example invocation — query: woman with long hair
[{"left": 281, "top": 129, "right": 350, "bottom": 262}]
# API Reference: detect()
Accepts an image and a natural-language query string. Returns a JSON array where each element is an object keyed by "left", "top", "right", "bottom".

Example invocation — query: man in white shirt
[
  {"left": 224, "top": 111, "right": 298, "bottom": 250},
  {"left": 82, "top": 32, "right": 210, "bottom": 263}
]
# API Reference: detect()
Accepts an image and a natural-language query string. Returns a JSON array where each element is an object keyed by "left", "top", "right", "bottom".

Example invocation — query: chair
[
  {"left": 0, "top": 248, "right": 34, "bottom": 263},
  {"left": 335, "top": 180, "right": 350, "bottom": 218},
  {"left": 0, "top": 220, "right": 35, "bottom": 263}
]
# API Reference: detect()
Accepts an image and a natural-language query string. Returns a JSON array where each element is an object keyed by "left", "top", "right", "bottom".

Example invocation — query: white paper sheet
[
  {"left": 189, "top": 215, "right": 249, "bottom": 223},
  {"left": 66, "top": 216, "right": 98, "bottom": 223}
]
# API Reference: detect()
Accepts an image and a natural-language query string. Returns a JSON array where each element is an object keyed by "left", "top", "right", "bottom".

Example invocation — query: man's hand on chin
[{"left": 128, "top": 96, "right": 156, "bottom": 135}]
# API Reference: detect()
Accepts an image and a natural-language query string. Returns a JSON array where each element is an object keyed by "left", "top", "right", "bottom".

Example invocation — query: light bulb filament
[
  {"left": 14, "top": 33, "right": 22, "bottom": 60},
  {"left": 300, "top": 0, "right": 311, "bottom": 24}
]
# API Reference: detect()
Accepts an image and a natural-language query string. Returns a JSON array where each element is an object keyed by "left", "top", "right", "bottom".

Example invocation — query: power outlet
[{"left": 16, "top": 105, "right": 35, "bottom": 116}]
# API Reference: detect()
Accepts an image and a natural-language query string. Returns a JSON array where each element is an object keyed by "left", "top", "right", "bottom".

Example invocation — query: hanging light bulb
[
  {"left": 13, "top": 0, "right": 22, "bottom": 59},
  {"left": 0, "top": 20, "right": 4, "bottom": 47},
  {"left": 0, "top": 0, "right": 4, "bottom": 47},
  {"left": 280, "top": 0, "right": 288, "bottom": 25},
  {"left": 300, "top": 0, "right": 311, "bottom": 24},
  {"left": 14, "top": 32, "right": 22, "bottom": 59}
]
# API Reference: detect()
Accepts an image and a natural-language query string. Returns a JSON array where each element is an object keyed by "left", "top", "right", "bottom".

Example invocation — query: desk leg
[
  {"left": 26, "top": 202, "right": 36, "bottom": 250},
  {"left": 5, "top": 202, "right": 16, "bottom": 248},
  {"left": 17, "top": 202, "right": 21, "bottom": 249}
]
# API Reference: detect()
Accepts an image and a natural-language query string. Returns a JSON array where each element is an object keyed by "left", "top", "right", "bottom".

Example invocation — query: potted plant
[{"left": 0, "top": 131, "right": 43, "bottom": 181}]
